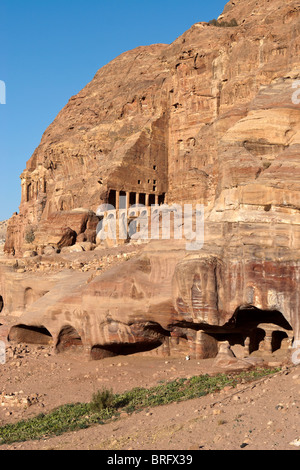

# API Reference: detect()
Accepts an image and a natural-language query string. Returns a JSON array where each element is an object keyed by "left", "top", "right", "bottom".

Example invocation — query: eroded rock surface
[{"left": 1, "top": 0, "right": 300, "bottom": 364}]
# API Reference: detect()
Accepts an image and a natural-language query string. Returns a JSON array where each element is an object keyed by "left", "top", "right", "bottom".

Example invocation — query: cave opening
[
  {"left": 129, "top": 192, "right": 136, "bottom": 206},
  {"left": 271, "top": 331, "right": 289, "bottom": 353},
  {"left": 90, "top": 340, "right": 163, "bottom": 361},
  {"left": 178, "top": 306, "right": 294, "bottom": 359},
  {"left": 211, "top": 306, "right": 294, "bottom": 356},
  {"left": 249, "top": 327, "right": 266, "bottom": 354},
  {"left": 91, "top": 321, "right": 168, "bottom": 361},
  {"left": 26, "top": 183, "right": 32, "bottom": 202},
  {"left": 139, "top": 193, "right": 146, "bottom": 206},
  {"left": 9, "top": 324, "right": 53, "bottom": 345},
  {"left": 108, "top": 190, "right": 116, "bottom": 208},
  {"left": 56, "top": 325, "right": 83, "bottom": 353},
  {"left": 24, "top": 288, "right": 35, "bottom": 308},
  {"left": 149, "top": 194, "right": 156, "bottom": 206},
  {"left": 232, "top": 307, "right": 292, "bottom": 331}
]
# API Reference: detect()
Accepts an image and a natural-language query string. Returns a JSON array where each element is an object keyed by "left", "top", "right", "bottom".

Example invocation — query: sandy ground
[
  {"left": 0, "top": 244, "right": 298, "bottom": 450},
  {"left": 0, "top": 344, "right": 299, "bottom": 451}
]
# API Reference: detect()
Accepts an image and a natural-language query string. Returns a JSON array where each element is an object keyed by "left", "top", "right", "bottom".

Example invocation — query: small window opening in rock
[
  {"left": 108, "top": 190, "right": 116, "bottom": 208},
  {"left": 139, "top": 193, "right": 146, "bottom": 206},
  {"left": 26, "top": 183, "right": 32, "bottom": 202},
  {"left": 249, "top": 327, "right": 266, "bottom": 354},
  {"left": 91, "top": 340, "right": 163, "bottom": 361},
  {"left": 149, "top": 194, "right": 156, "bottom": 206},
  {"left": 24, "top": 287, "right": 38, "bottom": 308},
  {"left": 129, "top": 192, "right": 136, "bottom": 206},
  {"left": 158, "top": 194, "right": 166, "bottom": 205},
  {"left": 232, "top": 307, "right": 292, "bottom": 331},
  {"left": 153, "top": 165, "right": 157, "bottom": 170}
]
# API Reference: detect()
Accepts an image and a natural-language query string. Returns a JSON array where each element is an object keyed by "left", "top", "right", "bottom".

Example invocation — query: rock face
[{"left": 2, "top": 0, "right": 300, "bottom": 361}]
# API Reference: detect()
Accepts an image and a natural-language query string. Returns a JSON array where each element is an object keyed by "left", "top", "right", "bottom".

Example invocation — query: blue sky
[{"left": 0, "top": 0, "right": 226, "bottom": 221}]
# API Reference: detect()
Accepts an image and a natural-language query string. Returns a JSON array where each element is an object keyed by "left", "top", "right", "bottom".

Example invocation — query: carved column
[
  {"left": 116, "top": 190, "right": 120, "bottom": 211},
  {"left": 262, "top": 333, "right": 273, "bottom": 353},
  {"left": 21, "top": 179, "right": 27, "bottom": 204}
]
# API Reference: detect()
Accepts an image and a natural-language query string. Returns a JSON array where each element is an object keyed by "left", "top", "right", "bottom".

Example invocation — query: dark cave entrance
[
  {"left": 9, "top": 325, "right": 53, "bottom": 345},
  {"left": 56, "top": 325, "right": 83, "bottom": 353},
  {"left": 24, "top": 288, "right": 35, "bottom": 308},
  {"left": 149, "top": 194, "right": 156, "bottom": 206},
  {"left": 249, "top": 327, "right": 266, "bottom": 354},
  {"left": 158, "top": 194, "right": 166, "bottom": 205},
  {"left": 129, "top": 192, "right": 136, "bottom": 207},
  {"left": 90, "top": 340, "right": 163, "bottom": 361},
  {"left": 202, "top": 306, "right": 293, "bottom": 357},
  {"left": 26, "top": 183, "right": 32, "bottom": 202},
  {"left": 139, "top": 193, "right": 146, "bottom": 206},
  {"left": 108, "top": 190, "right": 116, "bottom": 208},
  {"left": 271, "top": 331, "right": 289, "bottom": 353},
  {"left": 232, "top": 307, "right": 292, "bottom": 331}
]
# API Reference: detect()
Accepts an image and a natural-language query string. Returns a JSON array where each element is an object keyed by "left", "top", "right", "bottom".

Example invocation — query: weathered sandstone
[{"left": 1, "top": 0, "right": 300, "bottom": 362}]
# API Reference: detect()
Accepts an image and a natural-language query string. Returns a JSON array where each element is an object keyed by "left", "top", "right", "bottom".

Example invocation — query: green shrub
[
  {"left": 90, "top": 388, "right": 115, "bottom": 412},
  {"left": 0, "top": 367, "right": 280, "bottom": 445}
]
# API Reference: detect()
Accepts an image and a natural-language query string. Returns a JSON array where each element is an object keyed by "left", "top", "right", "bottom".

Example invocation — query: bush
[
  {"left": 25, "top": 227, "right": 35, "bottom": 244},
  {"left": 208, "top": 18, "right": 238, "bottom": 27},
  {"left": 90, "top": 388, "right": 115, "bottom": 412},
  {"left": 262, "top": 160, "right": 271, "bottom": 170}
]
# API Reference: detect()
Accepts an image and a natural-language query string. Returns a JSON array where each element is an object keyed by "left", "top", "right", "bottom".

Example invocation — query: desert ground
[
  {"left": 1, "top": 0, "right": 300, "bottom": 453},
  {"left": 0, "top": 342, "right": 299, "bottom": 451},
  {"left": 0, "top": 239, "right": 299, "bottom": 451}
]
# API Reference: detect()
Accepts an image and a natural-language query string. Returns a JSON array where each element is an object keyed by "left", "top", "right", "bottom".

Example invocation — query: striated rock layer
[{"left": 2, "top": 0, "right": 300, "bottom": 361}]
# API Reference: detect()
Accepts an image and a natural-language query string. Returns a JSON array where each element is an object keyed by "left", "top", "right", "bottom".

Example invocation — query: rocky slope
[
  {"left": 5, "top": 0, "right": 300, "bottom": 256},
  {"left": 0, "top": 356, "right": 299, "bottom": 451}
]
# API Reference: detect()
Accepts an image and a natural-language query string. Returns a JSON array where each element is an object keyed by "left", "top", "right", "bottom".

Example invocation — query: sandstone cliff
[
  {"left": 5, "top": 0, "right": 300, "bottom": 256},
  {"left": 2, "top": 0, "right": 300, "bottom": 363}
]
